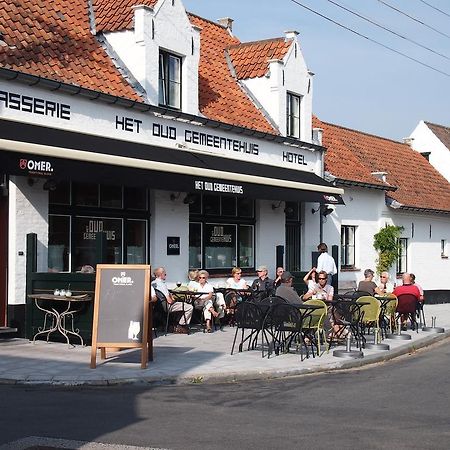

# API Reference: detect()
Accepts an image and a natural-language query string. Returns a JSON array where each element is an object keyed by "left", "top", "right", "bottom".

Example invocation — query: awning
[{"left": 0, "top": 119, "right": 344, "bottom": 204}]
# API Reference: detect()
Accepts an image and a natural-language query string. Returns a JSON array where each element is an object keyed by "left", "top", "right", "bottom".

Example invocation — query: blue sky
[{"left": 183, "top": 0, "right": 449, "bottom": 141}]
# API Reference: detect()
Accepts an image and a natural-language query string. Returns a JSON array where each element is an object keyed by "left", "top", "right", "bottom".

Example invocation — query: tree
[{"left": 373, "top": 225, "right": 404, "bottom": 274}]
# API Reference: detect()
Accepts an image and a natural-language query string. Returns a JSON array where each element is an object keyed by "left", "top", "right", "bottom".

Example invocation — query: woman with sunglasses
[
  {"left": 226, "top": 267, "right": 248, "bottom": 289},
  {"left": 196, "top": 270, "right": 225, "bottom": 332}
]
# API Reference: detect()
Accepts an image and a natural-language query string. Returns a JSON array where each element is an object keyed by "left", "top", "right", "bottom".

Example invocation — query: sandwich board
[{"left": 90, "top": 264, "right": 152, "bottom": 369}]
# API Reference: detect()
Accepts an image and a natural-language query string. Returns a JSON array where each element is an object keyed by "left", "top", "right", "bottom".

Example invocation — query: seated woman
[
  {"left": 196, "top": 270, "right": 225, "bottom": 332},
  {"left": 226, "top": 267, "right": 248, "bottom": 289},
  {"left": 187, "top": 269, "right": 199, "bottom": 291},
  {"left": 303, "top": 267, "right": 318, "bottom": 291}
]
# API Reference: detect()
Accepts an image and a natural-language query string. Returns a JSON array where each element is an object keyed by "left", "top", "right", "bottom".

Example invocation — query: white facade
[
  {"left": 409, "top": 121, "right": 450, "bottom": 182},
  {"left": 241, "top": 33, "right": 314, "bottom": 143}
]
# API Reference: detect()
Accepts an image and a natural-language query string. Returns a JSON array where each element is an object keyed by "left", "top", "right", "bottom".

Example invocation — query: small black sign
[{"left": 167, "top": 236, "right": 180, "bottom": 255}]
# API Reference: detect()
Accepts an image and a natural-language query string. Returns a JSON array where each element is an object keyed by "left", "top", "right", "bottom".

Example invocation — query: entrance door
[{"left": 0, "top": 189, "right": 8, "bottom": 327}]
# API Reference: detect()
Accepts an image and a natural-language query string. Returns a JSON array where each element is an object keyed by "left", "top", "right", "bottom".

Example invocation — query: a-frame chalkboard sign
[{"left": 90, "top": 264, "right": 152, "bottom": 369}]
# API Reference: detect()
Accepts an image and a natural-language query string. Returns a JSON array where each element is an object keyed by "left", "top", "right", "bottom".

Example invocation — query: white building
[
  {"left": 0, "top": 0, "right": 343, "bottom": 335},
  {"left": 409, "top": 121, "right": 450, "bottom": 183},
  {"left": 316, "top": 117, "right": 450, "bottom": 299}
]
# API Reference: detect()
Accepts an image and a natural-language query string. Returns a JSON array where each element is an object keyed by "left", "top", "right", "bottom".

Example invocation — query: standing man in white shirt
[{"left": 316, "top": 243, "right": 337, "bottom": 287}]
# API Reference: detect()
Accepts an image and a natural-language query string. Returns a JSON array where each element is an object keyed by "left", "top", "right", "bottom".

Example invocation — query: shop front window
[
  {"left": 189, "top": 194, "right": 255, "bottom": 272},
  {"left": 48, "top": 215, "right": 70, "bottom": 272},
  {"left": 73, "top": 217, "right": 123, "bottom": 271},
  {"left": 126, "top": 220, "right": 147, "bottom": 264}
]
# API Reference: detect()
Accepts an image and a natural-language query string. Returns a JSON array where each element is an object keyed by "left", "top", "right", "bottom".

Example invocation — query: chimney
[
  {"left": 403, "top": 137, "right": 414, "bottom": 147},
  {"left": 371, "top": 171, "right": 388, "bottom": 183},
  {"left": 218, "top": 17, "right": 233, "bottom": 32},
  {"left": 284, "top": 30, "right": 299, "bottom": 40},
  {"left": 312, "top": 128, "right": 323, "bottom": 146}
]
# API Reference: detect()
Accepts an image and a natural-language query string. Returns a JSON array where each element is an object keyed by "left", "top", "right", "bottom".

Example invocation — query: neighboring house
[
  {"left": 408, "top": 121, "right": 450, "bottom": 182},
  {"left": 315, "top": 117, "right": 450, "bottom": 299},
  {"left": 0, "top": 0, "right": 343, "bottom": 333}
]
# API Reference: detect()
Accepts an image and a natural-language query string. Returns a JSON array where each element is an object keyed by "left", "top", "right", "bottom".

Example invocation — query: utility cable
[
  {"left": 326, "top": 0, "right": 449, "bottom": 61},
  {"left": 377, "top": 0, "right": 450, "bottom": 39},
  {"left": 289, "top": 0, "right": 450, "bottom": 78},
  {"left": 417, "top": 0, "right": 450, "bottom": 19}
]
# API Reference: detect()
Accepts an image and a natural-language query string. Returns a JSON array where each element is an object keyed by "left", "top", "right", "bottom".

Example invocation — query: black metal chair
[
  {"left": 230, "top": 301, "right": 267, "bottom": 355},
  {"left": 262, "top": 303, "right": 305, "bottom": 359}
]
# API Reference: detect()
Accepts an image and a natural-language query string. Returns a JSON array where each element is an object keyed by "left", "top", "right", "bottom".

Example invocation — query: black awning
[{"left": 0, "top": 119, "right": 344, "bottom": 204}]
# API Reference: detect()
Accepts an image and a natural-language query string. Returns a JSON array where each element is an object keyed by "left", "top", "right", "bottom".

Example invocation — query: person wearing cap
[
  {"left": 357, "top": 269, "right": 382, "bottom": 296},
  {"left": 275, "top": 271, "right": 302, "bottom": 304},
  {"left": 251, "top": 265, "right": 273, "bottom": 294},
  {"left": 303, "top": 271, "right": 334, "bottom": 301}
]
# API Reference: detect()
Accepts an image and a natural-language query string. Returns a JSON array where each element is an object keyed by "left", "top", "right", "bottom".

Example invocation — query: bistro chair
[
  {"left": 396, "top": 293, "right": 419, "bottom": 332},
  {"left": 356, "top": 296, "right": 381, "bottom": 344},
  {"left": 231, "top": 301, "right": 267, "bottom": 355},
  {"left": 381, "top": 294, "right": 398, "bottom": 336},
  {"left": 416, "top": 300, "right": 426, "bottom": 328},
  {"left": 302, "top": 299, "right": 327, "bottom": 356}
]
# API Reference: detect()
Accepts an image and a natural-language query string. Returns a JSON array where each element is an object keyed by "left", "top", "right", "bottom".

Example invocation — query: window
[
  {"left": 48, "top": 182, "right": 149, "bottom": 271},
  {"left": 159, "top": 51, "right": 181, "bottom": 109},
  {"left": 396, "top": 238, "right": 408, "bottom": 274},
  {"left": 441, "top": 239, "right": 448, "bottom": 258},
  {"left": 341, "top": 225, "right": 356, "bottom": 268},
  {"left": 188, "top": 194, "right": 255, "bottom": 271},
  {"left": 287, "top": 92, "right": 301, "bottom": 138}
]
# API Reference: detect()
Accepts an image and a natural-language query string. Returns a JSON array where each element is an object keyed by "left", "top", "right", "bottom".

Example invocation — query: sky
[{"left": 182, "top": 0, "right": 450, "bottom": 142}]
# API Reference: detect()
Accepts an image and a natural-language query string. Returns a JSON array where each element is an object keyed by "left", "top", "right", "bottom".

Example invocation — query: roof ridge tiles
[{"left": 227, "top": 36, "right": 286, "bottom": 49}]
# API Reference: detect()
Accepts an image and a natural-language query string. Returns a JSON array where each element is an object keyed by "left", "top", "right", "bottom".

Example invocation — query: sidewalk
[{"left": 1, "top": 303, "right": 449, "bottom": 386}]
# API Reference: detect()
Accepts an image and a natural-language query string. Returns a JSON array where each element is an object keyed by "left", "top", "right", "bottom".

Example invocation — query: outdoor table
[
  {"left": 28, "top": 293, "right": 91, "bottom": 346},
  {"left": 169, "top": 289, "right": 214, "bottom": 330},
  {"left": 374, "top": 294, "right": 396, "bottom": 337}
]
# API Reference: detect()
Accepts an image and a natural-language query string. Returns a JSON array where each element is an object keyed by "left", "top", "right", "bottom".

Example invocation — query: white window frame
[
  {"left": 159, "top": 50, "right": 182, "bottom": 109},
  {"left": 286, "top": 92, "right": 301, "bottom": 139}
]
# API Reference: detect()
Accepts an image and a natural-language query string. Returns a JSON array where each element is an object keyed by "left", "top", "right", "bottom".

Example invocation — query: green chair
[
  {"left": 302, "top": 299, "right": 327, "bottom": 356},
  {"left": 383, "top": 294, "right": 398, "bottom": 335},
  {"left": 357, "top": 296, "right": 381, "bottom": 343}
]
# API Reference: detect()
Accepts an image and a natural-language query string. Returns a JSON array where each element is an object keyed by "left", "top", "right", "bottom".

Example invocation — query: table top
[{"left": 28, "top": 293, "right": 91, "bottom": 302}]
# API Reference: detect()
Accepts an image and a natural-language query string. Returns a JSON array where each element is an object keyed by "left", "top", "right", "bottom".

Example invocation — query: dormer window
[
  {"left": 159, "top": 50, "right": 181, "bottom": 109},
  {"left": 287, "top": 92, "right": 301, "bottom": 139}
]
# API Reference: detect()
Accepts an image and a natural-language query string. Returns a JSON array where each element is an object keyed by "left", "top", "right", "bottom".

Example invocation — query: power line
[
  {"left": 289, "top": 0, "right": 450, "bottom": 78},
  {"left": 326, "top": 0, "right": 450, "bottom": 61},
  {"left": 417, "top": 0, "right": 450, "bottom": 19},
  {"left": 377, "top": 0, "right": 450, "bottom": 39}
]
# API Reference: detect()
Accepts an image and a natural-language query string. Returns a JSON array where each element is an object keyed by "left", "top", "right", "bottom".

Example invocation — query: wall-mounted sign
[
  {"left": 194, "top": 180, "right": 244, "bottom": 195},
  {"left": 167, "top": 236, "right": 180, "bottom": 255}
]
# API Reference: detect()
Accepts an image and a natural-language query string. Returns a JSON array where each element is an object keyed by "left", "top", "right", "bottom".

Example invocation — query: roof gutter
[
  {"left": 0, "top": 67, "right": 325, "bottom": 152},
  {"left": 336, "top": 178, "right": 397, "bottom": 191}
]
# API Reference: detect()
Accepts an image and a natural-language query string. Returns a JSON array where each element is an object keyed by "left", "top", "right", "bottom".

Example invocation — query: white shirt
[
  {"left": 153, "top": 277, "right": 170, "bottom": 299},
  {"left": 188, "top": 280, "right": 200, "bottom": 291},
  {"left": 317, "top": 252, "right": 337, "bottom": 275},
  {"left": 226, "top": 278, "right": 248, "bottom": 289}
]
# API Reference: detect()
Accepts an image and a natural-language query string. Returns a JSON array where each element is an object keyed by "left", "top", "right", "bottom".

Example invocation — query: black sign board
[
  {"left": 90, "top": 264, "right": 151, "bottom": 369},
  {"left": 167, "top": 236, "right": 180, "bottom": 255}
]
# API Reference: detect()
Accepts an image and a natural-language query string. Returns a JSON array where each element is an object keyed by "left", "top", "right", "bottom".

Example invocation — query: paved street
[{"left": 1, "top": 337, "right": 450, "bottom": 450}]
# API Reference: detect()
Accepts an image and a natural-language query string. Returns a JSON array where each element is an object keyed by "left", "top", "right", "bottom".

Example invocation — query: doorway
[{"left": 0, "top": 186, "right": 8, "bottom": 327}]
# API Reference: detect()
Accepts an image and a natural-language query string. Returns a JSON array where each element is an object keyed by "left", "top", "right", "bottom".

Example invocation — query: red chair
[{"left": 396, "top": 293, "right": 419, "bottom": 332}]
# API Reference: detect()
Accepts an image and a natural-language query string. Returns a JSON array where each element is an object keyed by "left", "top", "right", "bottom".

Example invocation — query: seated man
[
  {"left": 357, "top": 269, "right": 382, "bottom": 296},
  {"left": 377, "top": 271, "right": 394, "bottom": 295},
  {"left": 303, "top": 271, "right": 334, "bottom": 301},
  {"left": 251, "top": 265, "right": 274, "bottom": 296},
  {"left": 393, "top": 272, "right": 421, "bottom": 329},
  {"left": 275, "top": 271, "right": 302, "bottom": 304},
  {"left": 153, "top": 266, "right": 193, "bottom": 334}
]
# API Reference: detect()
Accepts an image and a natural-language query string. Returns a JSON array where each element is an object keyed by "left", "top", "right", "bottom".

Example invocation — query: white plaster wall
[
  {"left": 255, "top": 199, "right": 286, "bottom": 278},
  {"left": 149, "top": 189, "right": 190, "bottom": 286},
  {"left": 8, "top": 176, "right": 49, "bottom": 305},
  {"left": 302, "top": 202, "right": 322, "bottom": 269},
  {"left": 241, "top": 38, "right": 313, "bottom": 143},
  {"left": 409, "top": 121, "right": 450, "bottom": 182},
  {"left": 391, "top": 212, "right": 450, "bottom": 290},
  {"left": 104, "top": 0, "right": 200, "bottom": 114}
]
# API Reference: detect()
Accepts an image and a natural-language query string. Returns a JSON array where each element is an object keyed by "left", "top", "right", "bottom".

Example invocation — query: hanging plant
[{"left": 373, "top": 225, "right": 404, "bottom": 274}]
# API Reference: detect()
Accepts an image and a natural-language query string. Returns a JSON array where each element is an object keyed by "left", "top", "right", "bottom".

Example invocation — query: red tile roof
[
  {"left": 188, "top": 13, "right": 277, "bottom": 134},
  {"left": 228, "top": 38, "right": 293, "bottom": 79},
  {"left": 0, "top": 0, "right": 140, "bottom": 100},
  {"left": 317, "top": 117, "right": 450, "bottom": 213},
  {"left": 94, "top": 0, "right": 159, "bottom": 33},
  {"left": 425, "top": 121, "right": 450, "bottom": 151}
]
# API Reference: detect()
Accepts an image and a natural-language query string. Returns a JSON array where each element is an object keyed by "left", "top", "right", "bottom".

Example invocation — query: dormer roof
[{"left": 227, "top": 38, "right": 293, "bottom": 79}]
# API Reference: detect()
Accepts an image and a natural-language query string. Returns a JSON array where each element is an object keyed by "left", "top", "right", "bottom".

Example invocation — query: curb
[{"left": 2, "top": 330, "right": 449, "bottom": 387}]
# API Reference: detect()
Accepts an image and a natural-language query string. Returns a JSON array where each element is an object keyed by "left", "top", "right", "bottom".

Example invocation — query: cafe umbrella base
[
  {"left": 386, "top": 333, "right": 412, "bottom": 340},
  {"left": 364, "top": 342, "right": 390, "bottom": 351},
  {"left": 422, "top": 326, "right": 445, "bottom": 333},
  {"left": 332, "top": 349, "right": 364, "bottom": 359}
]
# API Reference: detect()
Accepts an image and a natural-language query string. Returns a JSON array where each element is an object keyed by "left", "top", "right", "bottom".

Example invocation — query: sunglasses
[
  {"left": 198, "top": 276, "right": 207, "bottom": 279},
  {"left": 318, "top": 277, "right": 327, "bottom": 280}
]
